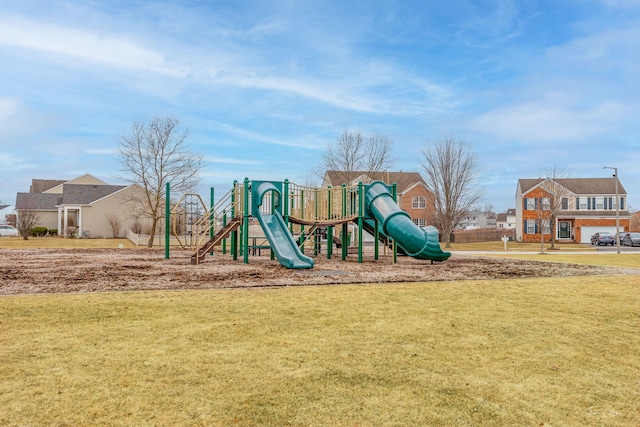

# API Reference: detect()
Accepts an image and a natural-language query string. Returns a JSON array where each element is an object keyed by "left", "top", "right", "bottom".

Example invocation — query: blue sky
[{"left": 1, "top": 0, "right": 638, "bottom": 213}]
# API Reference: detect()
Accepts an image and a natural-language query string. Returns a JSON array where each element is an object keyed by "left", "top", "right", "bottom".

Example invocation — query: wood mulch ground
[{"left": 1, "top": 248, "right": 637, "bottom": 295}]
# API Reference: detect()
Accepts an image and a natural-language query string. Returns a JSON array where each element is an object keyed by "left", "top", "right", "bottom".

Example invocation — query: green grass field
[{"left": 1, "top": 238, "right": 639, "bottom": 425}]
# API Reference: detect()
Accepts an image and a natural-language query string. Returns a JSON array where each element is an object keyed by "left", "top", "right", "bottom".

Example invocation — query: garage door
[{"left": 580, "top": 226, "right": 618, "bottom": 244}]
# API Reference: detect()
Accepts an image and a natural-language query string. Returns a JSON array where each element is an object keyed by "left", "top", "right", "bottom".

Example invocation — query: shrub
[
  {"left": 48, "top": 229, "right": 58, "bottom": 236},
  {"left": 29, "top": 226, "right": 49, "bottom": 237}
]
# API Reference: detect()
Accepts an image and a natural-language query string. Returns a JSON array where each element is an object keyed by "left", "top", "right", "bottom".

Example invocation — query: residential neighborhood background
[{"left": 3, "top": 171, "right": 638, "bottom": 244}]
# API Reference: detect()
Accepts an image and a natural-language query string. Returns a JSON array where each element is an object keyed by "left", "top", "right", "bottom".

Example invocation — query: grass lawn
[
  {"left": 444, "top": 240, "right": 596, "bottom": 252},
  {"left": 0, "top": 236, "right": 138, "bottom": 249},
  {"left": 486, "top": 252, "right": 640, "bottom": 268},
  {"left": 2, "top": 275, "right": 639, "bottom": 426}
]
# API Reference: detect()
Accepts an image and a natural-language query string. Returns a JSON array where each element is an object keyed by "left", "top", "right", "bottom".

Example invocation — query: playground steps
[{"left": 191, "top": 217, "right": 242, "bottom": 264}]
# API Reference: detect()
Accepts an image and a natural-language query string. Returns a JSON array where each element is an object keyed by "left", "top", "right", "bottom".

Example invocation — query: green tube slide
[
  {"left": 365, "top": 181, "right": 451, "bottom": 262},
  {"left": 253, "top": 181, "right": 314, "bottom": 269}
]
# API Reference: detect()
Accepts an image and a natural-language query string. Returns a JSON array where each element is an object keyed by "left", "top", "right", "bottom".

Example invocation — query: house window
[
  {"left": 596, "top": 197, "right": 604, "bottom": 210},
  {"left": 412, "top": 196, "right": 426, "bottom": 209},
  {"left": 413, "top": 218, "right": 426, "bottom": 227},
  {"left": 541, "top": 198, "right": 550, "bottom": 210},
  {"left": 525, "top": 198, "right": 536, "bottom": 210},
  {"left": 579, "top": 197, "right": 587, "bottom": 210},
  {"left": 561, "top": 197, "right": 568, "bottom": 210},
  {"left": 525, "top": 220, "right": 536, "bottom": 234}
]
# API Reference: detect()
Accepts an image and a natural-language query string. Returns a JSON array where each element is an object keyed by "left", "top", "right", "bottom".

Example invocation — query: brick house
[
  {"left": 515, "top": 178, "right": 630, "bottom": 243},
  {"left": 322, "top": 170, "right": 435, "bottom": 228}
]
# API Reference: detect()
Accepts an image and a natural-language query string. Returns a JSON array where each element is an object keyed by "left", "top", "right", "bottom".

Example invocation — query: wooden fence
[{"left": 451, "top": 228, "right": 516, "bottom": 243}]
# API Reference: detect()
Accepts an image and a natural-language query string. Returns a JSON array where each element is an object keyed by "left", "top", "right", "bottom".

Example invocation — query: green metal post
[
  {"left": 270, "top": 183, "right": 275, "bottom": 260},
  {"left": 231, "top": 180, "right": 237, "bottom": 260},
  {"left": 314, "top": 190, "right": 319, "bottom": 256},
  {"left": 327, "top": 186, "right": 333, "bottom": 259},
  {"left": 283, "top": 179, "right": 290, "bottom": 227},
  {"left": 392, "top": 183, "right": 398, "bottom": 264},
  {"left": 209, "top": 187, "right": 214, "bottom": 256},
  {"left": 374, "top": 218, "right": 379, "bottom": 260},
  {"left": 300, "top": 189, "right": 305, "bottom": 252},
  {"left": 358, "top": 182, "right": 363, "bottom": 263},
  {"left": 342, "top": 184, "right": 347, "bottom": 260},
  {"left": 222, "top": 210, "right": 227, "bottom": 254},
  {"left": 243, "top": 177, "right": 250, "bottom": 264},
  {"left": 165, "top": 182, "right": 170, "bottom": 259}
]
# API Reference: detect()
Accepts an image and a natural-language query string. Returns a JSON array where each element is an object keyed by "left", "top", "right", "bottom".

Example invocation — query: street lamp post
[{"left": 603, "top": 166, "right": 620, "bottom": 254}]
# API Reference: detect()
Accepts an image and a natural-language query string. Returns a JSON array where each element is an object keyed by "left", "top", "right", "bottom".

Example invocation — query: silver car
[
  {"left": 0, "top": 224, "right": 18, "bottom": 237},
  {"left": 622, "top": 232, "right": 640, "bottom": 247}
]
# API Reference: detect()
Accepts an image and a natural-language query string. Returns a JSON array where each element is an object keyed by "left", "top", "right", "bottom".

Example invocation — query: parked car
[
  {"left": 614, "top": 232, "right": 629, "bottom": 245},
  {"left": 590, "top": 232, "right": 614, "bottom": 246},
  {"left": 622, "top": 232, "right": 640, "bottom": 247},
  {"left": 0, "top": 224, "right": 18, "bottom": 237}
]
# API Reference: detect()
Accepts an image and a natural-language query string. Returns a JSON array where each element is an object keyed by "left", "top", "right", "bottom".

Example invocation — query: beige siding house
[{"left": 15, "top": 174, "right": 151, "bottom": 238}]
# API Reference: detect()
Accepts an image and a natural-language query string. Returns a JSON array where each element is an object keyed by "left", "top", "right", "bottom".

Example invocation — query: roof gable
[
  {"left": 64, "top": 173, "right": 108, "bottom": 186},
  {"left": 31, "top": 179, "right": 67, "bottom": 194},
  {"left": 324, "top": 170, "right": 427, "bottom": 193}
]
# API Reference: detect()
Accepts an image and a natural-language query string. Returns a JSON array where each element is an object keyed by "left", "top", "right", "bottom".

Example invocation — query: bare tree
[
  {"left": 421, "top": 135, "right": 483, "bottom": 248},
  {"left": 118, "top": 115, "right": 204, "bottom": 248},
  {"left": 107, "top": 213, "right": 122, "bottom": 238},
  {"left": 630, "top": 209, "right": 639, "bottom": 231},
  {"left": 16, "top": 206, "right": 41, "bottom": 240},
  {"left": 321, "top": 128, "right": 394, "bottom": 184},
  {"left": 533, "top": 165, "right": 573, "bottom": 251}
]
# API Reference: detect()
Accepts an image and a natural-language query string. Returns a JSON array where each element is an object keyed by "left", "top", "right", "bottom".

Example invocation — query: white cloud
[
  {"left": 0, "top": 152, "right": 33, "bottom": 171},
  {"left": 0, "top": 97, "right": 22, "bottom": 122},
  {"left": 206, "top": 156, "right": 263, "bottom": 165},
  {"left": 470, "top": 101, "right": 626, "bottom": 142},
  {"left": 208, "top": 121, "right": 321, "bottom": 150},
  {"left": 0, "top": 16, "right": 189, "bottom": 77},
  {"left": 546, "top": 26, "right": 640, "bottom": 74},
  {"left": 84, "top": 148, "right": 118, "bottom": 155}
]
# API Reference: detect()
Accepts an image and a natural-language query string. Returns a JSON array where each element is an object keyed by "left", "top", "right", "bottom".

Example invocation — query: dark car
[
  {"left": 614, "top": 232, "right": 629, "bottom": 245},
  {"left": 591, "top": 232, "right": 614, "bottom": 246},
  {"left": 622, "top": 232, "right": 640, "bottom": 247}
]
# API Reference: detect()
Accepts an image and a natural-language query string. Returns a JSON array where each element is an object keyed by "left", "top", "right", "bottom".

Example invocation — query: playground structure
[{"left": 169, "top": 178, "right": 451, "bottom": 268}]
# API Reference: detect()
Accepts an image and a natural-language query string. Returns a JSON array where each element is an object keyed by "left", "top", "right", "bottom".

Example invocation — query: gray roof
[
  {"left": 324, "top": 170, "right": 427, "bottom": 193},
  {"left": 15, "top": 192, "right": 62, "bottom": 210},
  {"left": 519, "top": 178, "right": 627, "bottom": 196},
  {"left": 15, "top": 184, "right": 127, "bottom": 210},
  {"left": 61, "top": 184, "right": 127, "bottom": 204}
]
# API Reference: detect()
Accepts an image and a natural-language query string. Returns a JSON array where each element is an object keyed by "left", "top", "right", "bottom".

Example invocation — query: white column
[
  {"left": 63, "top": 207, "right": 68, "bottom": 237},
  {"left": 77, "top": 207, "right": 82, "bottom": 239},
  {"left": 57, "top": 208, "right": 62, "bottom": 236}
]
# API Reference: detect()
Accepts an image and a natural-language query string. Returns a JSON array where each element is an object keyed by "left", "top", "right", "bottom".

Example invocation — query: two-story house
[
  {"left": 496, "top": 209, "right": 516, "bottom": 230},
  {"left": 456, "top": 210, "right": 489, "bottom": 230},
  {"left": 515, "top": 178, "right": 630, "bottom": 243},
  {"left": 322, "top": 170, "right": 435, "bottom": 228}
]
